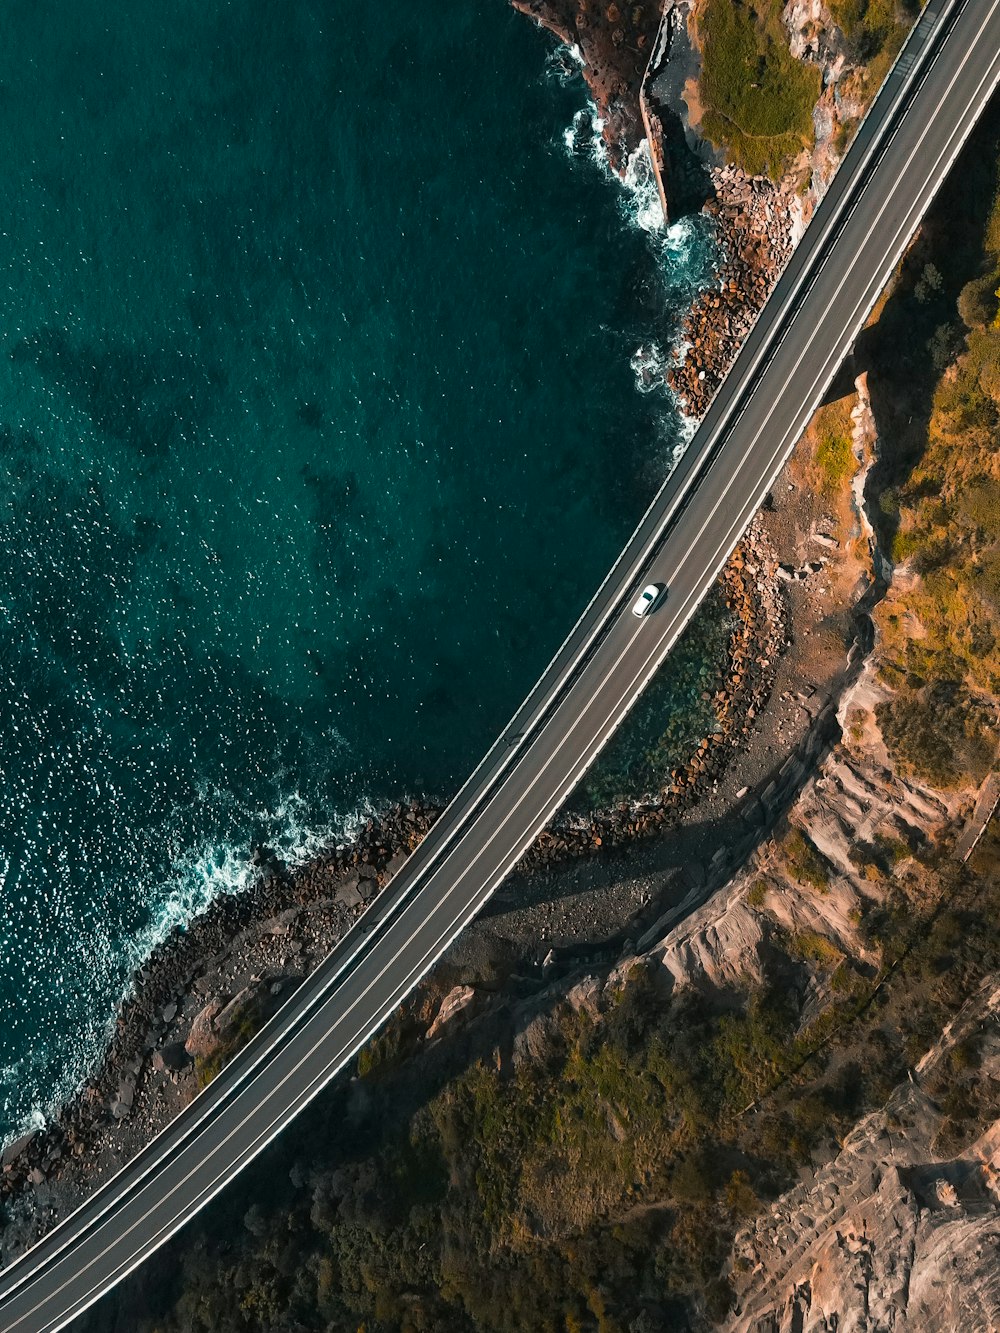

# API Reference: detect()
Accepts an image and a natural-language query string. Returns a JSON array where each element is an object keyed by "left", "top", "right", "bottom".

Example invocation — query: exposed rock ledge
[{"left": 726, "top": 975, "right": 1000, "bottom": 1332}]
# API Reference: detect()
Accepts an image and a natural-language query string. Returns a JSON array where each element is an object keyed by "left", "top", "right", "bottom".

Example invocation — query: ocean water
[{"left": 0, "top": 0, "right": 717, "bottom": 1141}]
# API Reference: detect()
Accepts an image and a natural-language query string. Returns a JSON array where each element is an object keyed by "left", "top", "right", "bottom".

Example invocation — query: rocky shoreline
[
  {"left": 0, "top": 365, "right": 795, "bottom": 1271},
  {"left": 2, "top": 804, "right": 445, "bottom": 1254},
  {"left": 511, "top": 0, "right": 664, "bottom": 173},
  {"left": 671, "top": 165, "right": 796, "bottom": 415},
  {"left": 518, "top": 515, "right": 786, "bottom": 874},
  {"left": 0, "top": 506, "right": 787, "bottom": 1256}
]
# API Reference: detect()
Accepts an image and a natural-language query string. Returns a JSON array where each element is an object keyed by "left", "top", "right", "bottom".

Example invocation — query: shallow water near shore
[{"left": 0, "top": 0, "right": 717, "bottom": 1141}]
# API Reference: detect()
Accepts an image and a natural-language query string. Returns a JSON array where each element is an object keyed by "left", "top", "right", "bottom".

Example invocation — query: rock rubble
[{"left": 670, "top": 166, "right": 796, "bottom": 417}]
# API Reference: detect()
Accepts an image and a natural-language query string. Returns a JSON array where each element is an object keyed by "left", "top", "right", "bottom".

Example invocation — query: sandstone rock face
[
  {"left": 425, "top": 985, "right": 478, "bottom": 1042},
  {"left": 566, "top": 974, "right": 602, "bottom": 1020},
  {"left": 783, "top": 0, "right": 837, "bottom": 63},
  {"left": 513, "top": 1011, "right": 558, "bottom": 1070},
  {"left": 726, "top": 978, "right": 1000, "bottom": 1332},
  {"left": 183, "top": 982, "right": 279, "bottom": 1064},
  {"left": 651, "top": 882, "right": 769, "bottom": 996},
  {"left": 184, "top": 997, "right": 225, "bottom": 1061}
]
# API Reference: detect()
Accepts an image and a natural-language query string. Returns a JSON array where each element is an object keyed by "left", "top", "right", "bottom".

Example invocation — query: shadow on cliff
[{"left": 823, "top": 94, "right": 1000, "bottom": 556}]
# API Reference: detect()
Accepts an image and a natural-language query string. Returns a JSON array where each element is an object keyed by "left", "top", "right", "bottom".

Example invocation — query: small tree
[
  {"left": 928, "top": 323, "right": 963, "bottom": 372},
  {"left": 957, "top": 272, "right": 1000, "bottom": 329},
  {"left": 914, "top": 262, "right": 944, "bottom": 304}
]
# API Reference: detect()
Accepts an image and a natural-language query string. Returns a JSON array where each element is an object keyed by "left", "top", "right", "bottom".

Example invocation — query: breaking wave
[
  {"left": 1, "top": 788, "right": 390, "bottom": 1147},
  {"left": 544, "top": 42, "right": 585, "bottom": 86},
  {"left": 560, "top": 83, "right": 719, "bottom": 445}
]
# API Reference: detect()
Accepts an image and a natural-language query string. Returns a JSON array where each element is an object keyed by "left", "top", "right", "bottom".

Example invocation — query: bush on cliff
[
  {"left": 957, "top": 271, "right": 1000, "bottom": 331},
  {"left": 828, "top": 0, "right": 919, "bottom": 67},
  {"left": 94, "top": 822, "right": 1000, "bottom": 1333}
]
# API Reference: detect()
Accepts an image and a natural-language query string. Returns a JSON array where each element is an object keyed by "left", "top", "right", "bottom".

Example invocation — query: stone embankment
[{"left": 670, "top": 166, "right": 796, "bottom": 416}]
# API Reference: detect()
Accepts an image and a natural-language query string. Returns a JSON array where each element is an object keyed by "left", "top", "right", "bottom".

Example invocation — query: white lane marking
[
  {"left": 9, "top": 8, "right": 1000, "bottom": 1328},
  {"left": 272, "top": 0, "right": 959, "bottom": 950}
]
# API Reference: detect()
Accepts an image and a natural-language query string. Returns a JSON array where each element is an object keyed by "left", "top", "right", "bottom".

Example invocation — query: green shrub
[
  {"left": 746, "top": 880, "right": 769, "bottom": 909},
  {"left": 786, "top": 931, "right": 843, "bottom": 968},
  {"left": 815, "top": 427, "right": 855, "bottom": 495},
  {"left": 957, "top": 271, "right": 1000, "bottom": 330},
  {"left": 783, "top": 829, "right": 832, "bottom": 892},
  {"left": 828, "top": 0, "right": 917, "bottom": 63}
]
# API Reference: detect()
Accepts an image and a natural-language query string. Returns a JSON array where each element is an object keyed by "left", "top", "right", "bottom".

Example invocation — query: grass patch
[
  {"left": 786, "top": 931, "right": 844, "bottom": 967},
  {"left": 876, "top": 685, "right": 994, "bottom": 788},
  {"left": 698, "top": 0, "right": 821, "bottom": 178},
  {"left": 746, "top": 879, "right": 769, "bottom": 909},
  {"left": 816, "top": 425, "right": 855, "bottom": 496},
  {"left": 783, "top": 828, "right": 832, "bottom": 893},
  {"left": 828, "top": 0, "right": 919, "bottom": 65}
]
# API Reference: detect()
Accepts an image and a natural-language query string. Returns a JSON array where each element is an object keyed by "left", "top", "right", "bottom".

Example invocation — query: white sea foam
[
  {"left": 630, "top": 342, "right": 671, "bottom": 395},
  {"left": 126, "top": 787, "right": 390, "bottom": 979},
  {"left": 559, "top": 88, "right": 721, "bottom": 438},
  {"left": 544, "top": 43, "right": 585, "bottom": 86},
  {"left": 561, "top": 89, "right": 668, "bottom": 236},
  {"left": 622, "top": 139, "right": 667, "bottom": 234},
  {"left": 563, "top": 103, "right": 605, "bottom": 159},
  {"left": 2, "top": 787, "right": 395, "bottom": 1149}
]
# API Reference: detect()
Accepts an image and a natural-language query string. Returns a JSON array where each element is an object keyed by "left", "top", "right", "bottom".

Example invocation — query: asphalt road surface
[{"left": 3, "top": 1, "right": 1000, "bottom": 1328}]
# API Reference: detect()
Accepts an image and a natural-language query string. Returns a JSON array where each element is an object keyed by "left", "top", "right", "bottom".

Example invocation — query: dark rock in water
[{"left": 250, "top": 845, "right": 286, "bottom": 884}]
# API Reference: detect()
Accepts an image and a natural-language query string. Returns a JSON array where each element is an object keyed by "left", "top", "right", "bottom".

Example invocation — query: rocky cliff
[{"left": 728, "top": 975, "right": 1000, "bottom": 1332}]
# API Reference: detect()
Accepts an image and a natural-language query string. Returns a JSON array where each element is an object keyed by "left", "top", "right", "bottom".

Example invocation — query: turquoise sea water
[{"left": 0, "top": 0, "right": 717, "bottom": 1140}]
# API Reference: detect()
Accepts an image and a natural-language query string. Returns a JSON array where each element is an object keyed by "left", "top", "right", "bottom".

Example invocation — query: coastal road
[{"left": 3, "top": 1, "right": 1000, "bottom": 1328}]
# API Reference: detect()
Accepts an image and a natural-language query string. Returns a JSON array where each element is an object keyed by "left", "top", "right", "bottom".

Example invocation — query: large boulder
[
  {"left": 425, "top": 985, "right": 478, "bottom": 1041},
  {"left": 152, "top": 1041, "right": 192, "bottom": 1076},
  {"left": 184, "top": 980, "right": 283, "bottom": 1067},
  {"left": 184, "top": 997, "right": 225, "bottom": 1061}
]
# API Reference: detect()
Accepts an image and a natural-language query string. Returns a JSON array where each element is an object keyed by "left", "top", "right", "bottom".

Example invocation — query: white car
[{"left": 631, "top": 582, "right": 665, "bottom": 618}]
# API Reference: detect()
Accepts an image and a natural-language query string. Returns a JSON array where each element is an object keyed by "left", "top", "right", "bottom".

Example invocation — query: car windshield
[{"left": 644, "top": 591, "right": 654, "bottom": 600}]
